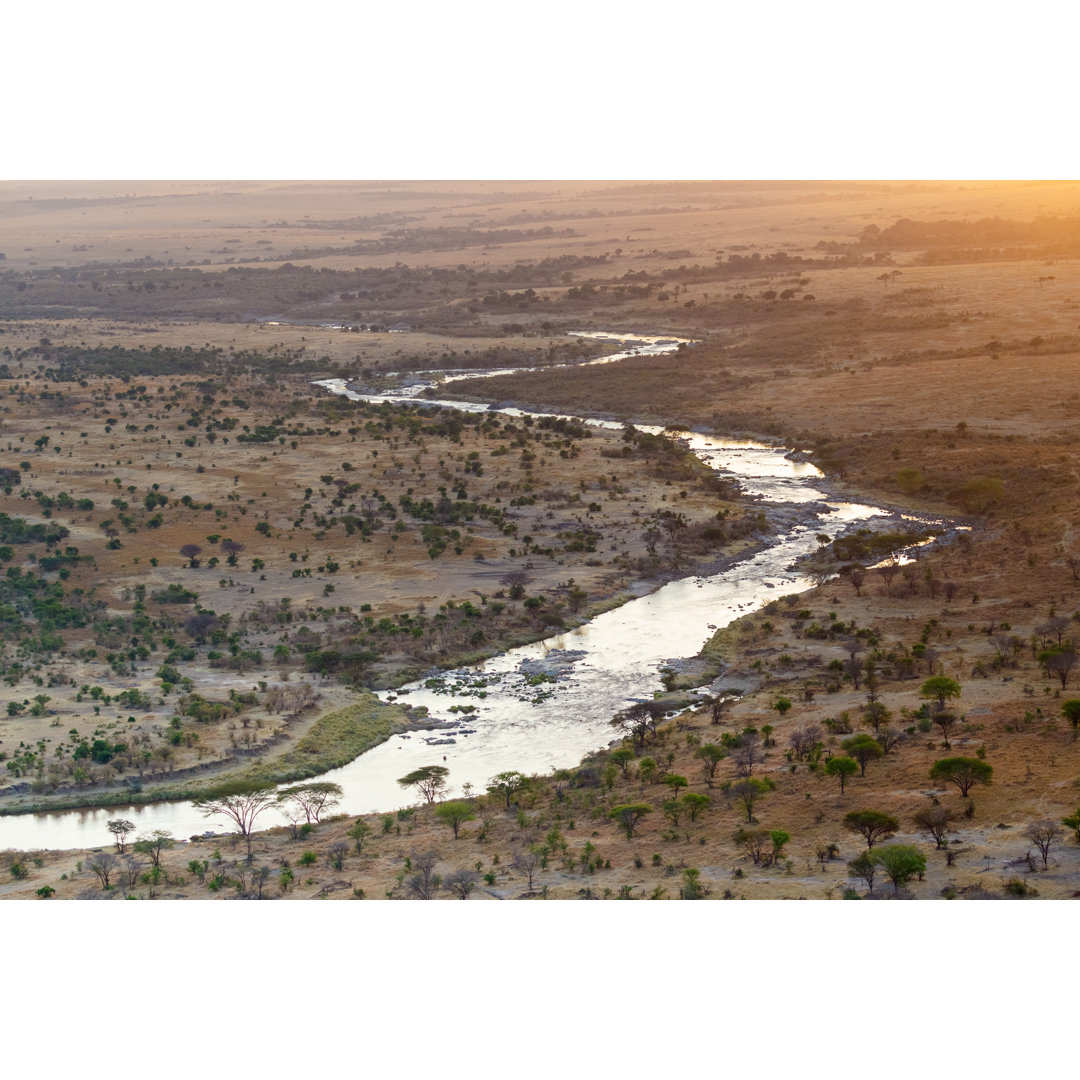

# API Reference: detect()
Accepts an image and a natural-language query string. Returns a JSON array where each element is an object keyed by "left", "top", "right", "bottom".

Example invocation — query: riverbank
[{"left": 0, "top": 693, "right": 414, "bottom": 816}]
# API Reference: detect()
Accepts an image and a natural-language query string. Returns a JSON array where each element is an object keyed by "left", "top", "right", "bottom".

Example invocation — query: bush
[{"left": 1003, "top": 877, "right": 1038, "bottom": 897}]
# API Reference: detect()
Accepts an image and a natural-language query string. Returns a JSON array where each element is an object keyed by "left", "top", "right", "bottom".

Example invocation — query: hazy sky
[{"left": 10, "top": 1, "right": 1072, "bottom": 178}]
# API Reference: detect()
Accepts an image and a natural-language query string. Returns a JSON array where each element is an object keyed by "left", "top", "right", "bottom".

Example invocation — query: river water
[{"left": 1, "top": 333, "right": 943, "bottom": 850}]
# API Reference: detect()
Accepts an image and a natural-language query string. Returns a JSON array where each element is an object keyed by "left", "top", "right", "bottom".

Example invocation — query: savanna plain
[{"left": 2, "top": 179, "right": 1080, "bottom": 900}]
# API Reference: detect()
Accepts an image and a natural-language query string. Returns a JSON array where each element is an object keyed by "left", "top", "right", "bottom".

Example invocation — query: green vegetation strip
[{"left": 237, "top": 694, "right": 409, "bottom": 787}]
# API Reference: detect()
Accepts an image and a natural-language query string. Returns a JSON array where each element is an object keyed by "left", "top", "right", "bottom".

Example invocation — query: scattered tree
[
  {"left": 106, "top": 818, "right": 135, "bottom": 853},
  {"left": 610, "top": 702, "right": 658, "bottom": 751},
  {"left": 730, "top": 778, "right": 768, "bottom": 822},
  {"left": 825, "top": 755, "right": 859, "bottom": 794},
  {"left": 1024, "top": 820, "right": 1062, "bottom": 869},
  {"left": 929, "top": 757, "right": 993, "bottom": 798},
  {"left": 132, "top": 829, "right": 174, "bottom": 869},
  {"left": 193, "top": 784, "right": 278, "bottom": 861},
  {"left": 876, "top": 727, "right": 906, "bottom": 756},
  {"left": 511, "top": 849, "right": 542, "bottom": 891},
  {"left": 275, "top": 781, "right": 343, "bottom": 824},
  {"left": 1062, "top": 699, "right": 1080, "bottom": 740},
  {"left": 85, "top": 851, "right": 118, "bottom": 890},
  {"left": 872, "top": 844, "right": 926, "bottom": 895},
  {"left": 931, "top": 711, "right": 960, "bottom": 750},
  {"left": 842, "top": 735, "right": 884, "bottom": 776},
  {"left": 732, "top": 733, "right": 766, "bottom": 778},
  {"left": 405, "top": 851, "right": 441, "bottom": 899},
  {"left": 789, "top": 724, "right": 822, "bottom": 760},
  {"left": 735, "top": 828, "right": 770, "bottom": 865},
  {"left": 220, "top": 539, "right": 245, "bottom": 566},
  {"left": 663, "top": 774, "right": 689, "bottom": 800},
  {"left": 397, "top": 765, "right": 449, "bottom": 805},
  {"left": 695, "top": 743, "right": 726, "bottom": 787},
  {"left": 486, "top": 770, "right": 528, "bottom": 810},
  {"left": 179, "top": 543, "right": 202, "bottom": 568},
  {"left": 1040, "top": 646, "right": 1079, "bottom": 690},
  {"left": 920, "top": 675, "right": 961, "bottom": 711},
  {"left": 609, "top": 803, "right": 653, "bottom": 839},
  {"left": 444, "top": 868, "right": 478, "bottom": 899},
  {"left": 913, "top": 804, "right": 957, "bottom": 849},
  {"left": 848, "top": 851, "right": 878, "bottom": 893},
  {"left": 435, "top": 801, "right": 475, "bottom": 839},
  {"left": 843, "top": 810, "right": 899, "bottom": 849},
  {"left": 770, "top": 830, "right": 790, "bottom": 863},
  {"left": 347, "top": 820, "right": 373, "bottom": 855}
]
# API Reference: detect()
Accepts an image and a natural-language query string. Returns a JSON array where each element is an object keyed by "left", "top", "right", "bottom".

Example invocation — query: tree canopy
[
  {"left": 843, "top": 810, "right": 899, "bottom": 849},
  {"left": 872, "top": 844, "right": 926, "bottom": 894},
  {"left": 397, "top": 765, "right": 449, "bottom": 804},
  {"left": 920, "top": 675, "right": 961, "bottom": 710},
  {"left": 825, "top": 755, "right": 858, "bottom": 793},
  {"left": 929, "top": 757, "right": 993, "bottom": 797}
]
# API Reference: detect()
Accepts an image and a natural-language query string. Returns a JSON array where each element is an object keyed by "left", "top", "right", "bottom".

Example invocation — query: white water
[{"left": 0, "top": 333, "right": 943, "bottom": 850}]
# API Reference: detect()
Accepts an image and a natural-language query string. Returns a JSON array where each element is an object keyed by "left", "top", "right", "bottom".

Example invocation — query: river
[{"left": 0, "top": 333, "right": 947, "bottom": 850}]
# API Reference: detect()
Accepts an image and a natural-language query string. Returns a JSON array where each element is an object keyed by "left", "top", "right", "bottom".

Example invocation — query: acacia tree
[
  {"left": 825, "top": 755, "right": 858, "bottom": 794},
  {"left": 848, "top": 851, "right": 878, "bottom": 893},
  {"left": 435, "top": 801, "right": 475, "bottom": 839},
  {"left": 735, "top": 828, "right": 770, "bottom": 865},
  {"left": 733, "top": 735, "right": 766, "bottom": 778},
  {"left": 405, "top": 852, "right": 441, "bottom": 899},
  {"left": 876, "top": 728, "right": 906, "bottom": 757},
  {"left": 1061, "top": 700, "right": 1080, "bottom": 740},
  {"left": 842, "top": 735, "right": 884, "bottom": 776},
  {"left": 695, "top": 743, "right": 726, "bottom": 787},
  {"left": 920, "top": 676, "right": 961, "bottom": 712},
  {"left": 843, "top": 810, "right": 899, "bottom": 849},
  {"left": 610, "top": 702, "right": 657, "bottom": 751},
  {"left": 107, "top": 818, "right": 135, "bottom": 853},
  {"left": 220, "top": 539, "right": 245, "bottom": 566},
  {"left": 730, "top": 778, "right": 768, "bottom": 823},
  {"left": 85, "top": 851, "right": 118, "bottom": 890},
  {"left": 872, "top": 844, "right": 926, "bottom": 894},
  {"left": 1042, "top": 647, "right": 1080, "bottom": 690},
  {"left": 348, "top": 820, "right": 373, "bottom": 854},
  {"left": 913, "top": 805, "right": 957, "bottom": 849},
  {"left": 486, "top": 770, "right": 528, "bottom": 810},
  {"left": 511, "top": 849, "right": 542, "bottom": 891},
  {"left": 132, "top": 829, "right": 174, "bottom": 869},
  {"left": 789, "top": 725, "right": 822, "bottom": 761},
  {"left": 397, "top": 765, "right": 449, "bottom": 805},
  {"left": 932, "top": 711, "right": 960, "bottom": 750},
  {"left": 1024, "top": 821, "right": 1062, "bottom": 869},
  {"left": 862, "top": 701, "right": 890, "bottom": 734},
  {"left": 193, "top": 784, "right": 278, "bottom": 861},
  {"left": 179, "top": 543, "right": 202, "bottom": 568},
  {"left": 444, "top": 868, "right": 478, "bottom": 899},
  {"left": 929, "top": 757, "right": 993, "bottom": 798},
  {"left": 276, "top": 781, "right": 343, "bottom": 824},
  {"left": 609, "top": 803, "right": 652, "bottom": 839},
  {"left": 663, "top": 774, "right": 689, "bottom": 801}
]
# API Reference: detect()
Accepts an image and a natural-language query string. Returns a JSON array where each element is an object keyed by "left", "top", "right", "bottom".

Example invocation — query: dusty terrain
[{"left": 4, "top": 179, "right": 1080, "bottom": 899}]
